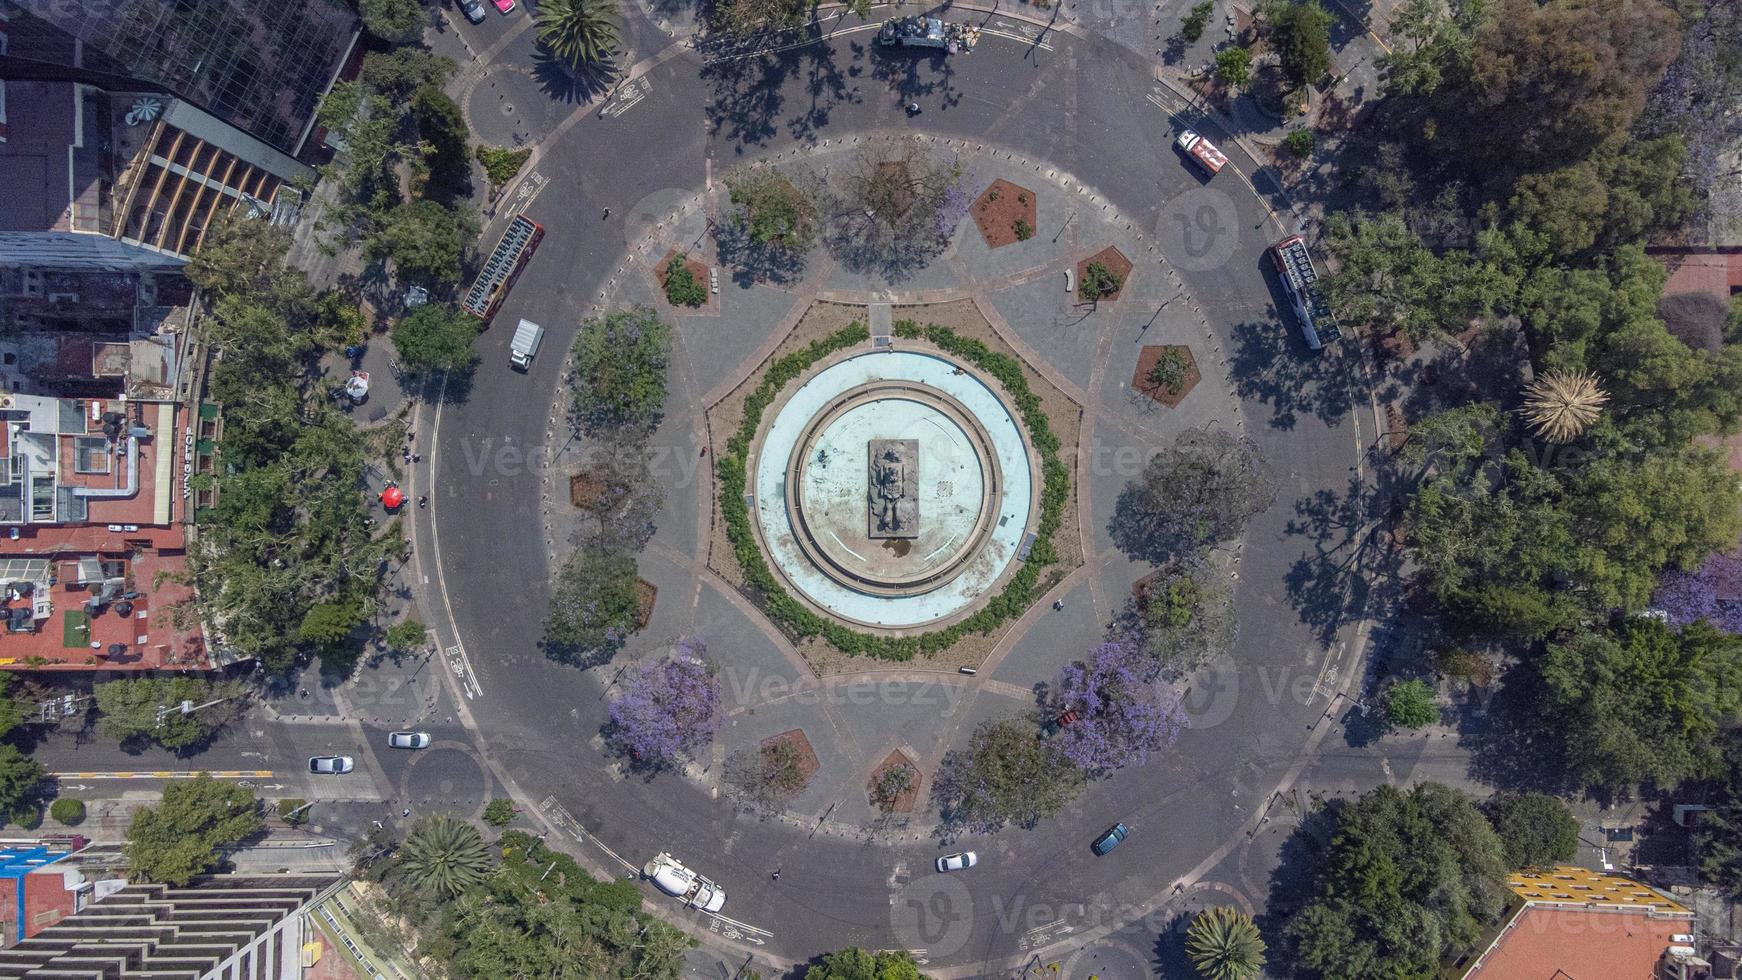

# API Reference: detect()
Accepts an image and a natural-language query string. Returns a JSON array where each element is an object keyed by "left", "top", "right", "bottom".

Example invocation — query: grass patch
[{"left": 62, "top": 611, "right": 89, "bottom": 648}]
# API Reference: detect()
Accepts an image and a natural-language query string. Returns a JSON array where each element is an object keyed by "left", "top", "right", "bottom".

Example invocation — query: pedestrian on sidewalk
[{"left": 771, "top": 869, "right": 780, "bottom": 881}]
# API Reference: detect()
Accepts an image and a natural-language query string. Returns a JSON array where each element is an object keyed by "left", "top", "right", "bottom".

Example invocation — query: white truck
[
  {"left": 509, "top": 318, "right": 544, "bottom": 370},
  {"left": 644, "top": 852, "right": 726, "bottom": 913},
  {"left": 1175, "top": 129, "right": 1228, "bottom": 176}
]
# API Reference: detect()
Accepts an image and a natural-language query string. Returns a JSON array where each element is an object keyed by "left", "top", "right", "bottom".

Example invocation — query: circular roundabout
[
  {"left": 424, "top": 15, "right": 1374, "bottom": 978},
  {"left": 752, "top": 349, "right": 1036, "bottom": 631}
]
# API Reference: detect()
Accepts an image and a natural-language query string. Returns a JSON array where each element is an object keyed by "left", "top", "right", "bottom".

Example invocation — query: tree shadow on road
[
  {"left": 1225, "top": 317, "right": 1358, "bottom": 432},
  {"left": 530, "top": 49, "right": 618, "bottom": 105},
  {"left": 1281, "top": 470, "right": 1407, "bottom": 647}
]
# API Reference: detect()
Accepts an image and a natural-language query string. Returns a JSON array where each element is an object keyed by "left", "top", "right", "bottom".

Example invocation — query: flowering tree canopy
[
  {"left": 1655, "top": 550, "right": 1742, "bottom": 634},
  {"left": 1053, "top": 640, "right": 1188, "bottom": 772},
  {"left": 606, "top": 639, "right": 720, "bottom": 768}
]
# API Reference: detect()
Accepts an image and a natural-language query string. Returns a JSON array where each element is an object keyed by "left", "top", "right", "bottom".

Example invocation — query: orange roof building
[{"left": 1457, "top": 867, "right": 1705, "bottom": 980}]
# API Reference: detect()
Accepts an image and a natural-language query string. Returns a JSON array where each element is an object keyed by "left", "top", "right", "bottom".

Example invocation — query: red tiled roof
[
  {"left": 0, "top": 525, "right": 204, "bottom": 670},
  {"left": 1464, "top": 907, "right": 1686, "bottom": 979},
  {"left": 1658, "top": 251, "right": 1742, "bottom": 302}
]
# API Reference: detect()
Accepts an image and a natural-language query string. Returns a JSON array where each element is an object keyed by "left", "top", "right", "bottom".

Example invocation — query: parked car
[
  {"left": 935, "top": 851, "right": 977, "bottom": 873},
  {"left": 388, "top": 731, "right": 431, "bottom": 749},
  {"left": 492, "top": 0, "right": 516, "bottom": 12},
  {"left": 457, "top": 0, "right": 487, "bottom": 23},
  {"left": 1091, "top": 823, "right": 1128, "bottom": 855},
  {"left": 309, "top": 756, "right": 354, "bottom": 774}
]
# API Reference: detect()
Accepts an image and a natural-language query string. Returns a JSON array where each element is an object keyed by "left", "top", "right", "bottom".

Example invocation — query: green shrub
[
  {"left": 718, "top": 322, "right": 1070, "bottom": 660},
  {"left": 12, "top": 804, "right": 41, "bottom": 830},
  {"left": 475, "top": 144, "right": 533, "bottom": 186},
  {"left": 1384, "top": 679, "right": 1439, "bottom": 729},
  {"left": 276, "top": 799, "right": 311, "bottom": 826},
  {"left": 1284, "top": 128, "right": 1317, "bottom": 159},
  {"left": 1079, "top": 261, "right": 1123, "bottom": 302},
  {"left": 49, "top": 798, "right": 84, "bottom": 826},
  {"left": 483, "top": 798, "right": 515, "bottom": 827},
  {"left": 1013, "top": 218, "right": 1034, "bottom": 241},
  {"left": 664, "top": 256, "right": 707, "bottom": 307},
  {"left": 1146, "top": 347, "right": 1191, "bottom": 395}
]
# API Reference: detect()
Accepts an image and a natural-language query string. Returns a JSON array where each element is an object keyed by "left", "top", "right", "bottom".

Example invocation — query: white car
[
  {"left": 457, "top": 0, "right": 487, "bottom": 23},
  {"left": 388, "top": 731, "right": 431, "bottom": 749},
  {"left": 308, "top": 756, "right": 354, "bottom": 774},
  {"left": 936, "top": 851, "right": 977, "bottom": 873}
]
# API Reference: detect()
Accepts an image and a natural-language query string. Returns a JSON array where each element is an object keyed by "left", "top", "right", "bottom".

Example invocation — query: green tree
[
  {"left": 932, "top": 717, "right": 1085, "bottom": 832},
  {"left": 715, "top": 0, "right": 814, "bottom": 34},
  {"left": 366, "top": 199, "right": 476, "bottom": 288},
  {"left": 95, "top": 678, "right": 245, "bottom": 752},
  {"left": 483, "top": 798, "right": 515, "bottom": 827},
  {"left": 726, "top": 169, "right": 817, "bottom": 250},
  {"left": 1694, "top": 740, "right": 1742, "bottom": 898},
  {"left": 359, "top": 0, "right": 426, "bottom": 42},
  {"left": 1181, "top": 0, "right": 1214, "bottom": 41},
  {"left": 399, "top": 814, "right": 492, "bottom": 898},
  {"left": 1215, "top": 46, "right": 1254, "bottom": 89},
  {"left": 1283, "top": 128, "right": 1316, "bottom": 158},
  {"left": 0, "top": 673, "right": 25, "bottom": 739},
  {"left": 384, "top": 618, "right": 428, "bottom": 651},
  {"left": 1485, "top": 792, "right": 1579, "bottom": 869},
  {"left": 724, "top": 740, "right": 809, "bottom": 814},
  {"left": 1079, "top": 261, "right": 1124, "bottom": 303},
  {"left": 1144, "top": 346, "right": 1192, "bottom": 396},
  {"left": 1288, "top": 783, "right": 1508, "bottom": 979},
  {"left": 124, "top": 775, "right": 261, "bottom": 885},
  {"left": 187, "top": 214, "right": 295, "bottom": 298},
  {"left": 411, "top": 85, "right": 471, "bottom": 206},
  {"left": 569, "top": 307, "right": 672, "bottom": 435},
  {"left": 1112, "top": 427, "right": 1278, "bottom": 563},
  {"left": 1186, "top": 907, "right": 1266, "bottom": 980},
  {"left": 0, "top": 746, "right": 45, "bottom": 819},
  {"left": 664, "top": 256, "right": 707, "bottom": 307},
  {"left": 1382, "top": 679, "right": 1438, "bottom": 729},
  {"left": 391, "top": 303, "right": 478, "bottom": 373},
  {"left": 536, "top": 0, "right": 623, "bottom": 65},
  {"left": 544, "top": 543, "right": 642, "bottom": 660},
  {"left": 297, "top": 597, "right": 368, "bottom": 647},
  {"left": 1122, "top": 558, "right": 1235, "bottom": 679},
  {"left": 1271, "top": 1, "right": 1333, "bottom": 86},
  {"left": 1541, "top": 619, "right": 1742, "bottom": 793},
  {"left": 49, "top": 798, "right": 85, "bottom": 826},
  {"left": 806, "top": 948, "right": 928, "bottom": 980}
]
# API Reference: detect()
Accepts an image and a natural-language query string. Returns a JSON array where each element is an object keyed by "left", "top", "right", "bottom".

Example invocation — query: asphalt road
[{"left": 417, "top": 9, "right": 1377, "bottom": 976}]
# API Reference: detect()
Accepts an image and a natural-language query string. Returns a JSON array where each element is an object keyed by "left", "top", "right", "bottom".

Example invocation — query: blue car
[{"left": 1091, "top": 823, "right": 1128, "bottom": 856}]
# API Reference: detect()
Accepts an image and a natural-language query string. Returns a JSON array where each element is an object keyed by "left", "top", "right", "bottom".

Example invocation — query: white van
[{"left": 509, "top": 318, "right": 544, "bottom": 370}]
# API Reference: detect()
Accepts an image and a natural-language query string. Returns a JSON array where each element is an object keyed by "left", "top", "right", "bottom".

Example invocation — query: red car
[{"left": 492, "top": 0, "right": 516, "bottom": 12}]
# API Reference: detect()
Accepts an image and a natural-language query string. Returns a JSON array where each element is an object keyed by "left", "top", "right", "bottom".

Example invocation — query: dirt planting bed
[
  {"left": 1131, "top": 344, "right": 1201, "bottom": 407},
  {"left": 1077, "top": 246, "right": 1134, "bottom": 302},
  {"left": 971, "top": 179, "right": 1038, "bottom": 248},
  {"left": 762, "top": 729, "right": 821, "bottom": 785}
]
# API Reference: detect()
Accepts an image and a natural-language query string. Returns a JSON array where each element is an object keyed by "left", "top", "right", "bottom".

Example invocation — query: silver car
[
  {"left": 388, "top": 731, "right": 431, "bottom": 749},
  {"left": 308, "top": 755, "right": 354, "bottom": 774},
  {"left": 457, "top": 0, "right": 487, "bottom": 23}
]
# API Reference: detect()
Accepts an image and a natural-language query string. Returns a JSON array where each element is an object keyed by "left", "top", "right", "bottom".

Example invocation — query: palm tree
[
  {"left": 1185, "top": 907, "right": 1266, "bottom": 980},
  {"left": 1521, "top": 370, "right": 1607, "bottom": 443},
  {"left": 397, "top": 815, "right": 491, "bottom": 898},
  {"left": 537, "top": 0, "right": 622, "bottom": 66}
]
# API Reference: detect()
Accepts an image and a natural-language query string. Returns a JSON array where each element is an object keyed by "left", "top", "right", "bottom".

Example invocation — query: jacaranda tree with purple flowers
[
  {"left": 1655, "top": 550, "right": 1742, "bottom": 635},
  {"left": 606, "top": 639, "right": 720, "bottom": 769},
  {"left": 1053, "top": 640, "right": 1188, "bottom": 773}
]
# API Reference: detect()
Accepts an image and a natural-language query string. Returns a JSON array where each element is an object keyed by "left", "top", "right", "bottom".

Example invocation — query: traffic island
[
  {"left": 971, "top": 179, "right": 1038, "bottom": 248},
  {"left": 1131, "top": 345, "right": 1201, "bottom": 407},
  {"left": 867, "top": 750, "right": 922, "bottom": 813},
  {"left": 762, "top": 729, "right": 821, "bottom": 787},
  {"left": 654, "top": 248, "right": 714, "bottom": 312},
  {"left": 1076, "top": 246, "right": 1133, "bottom": 304}
]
